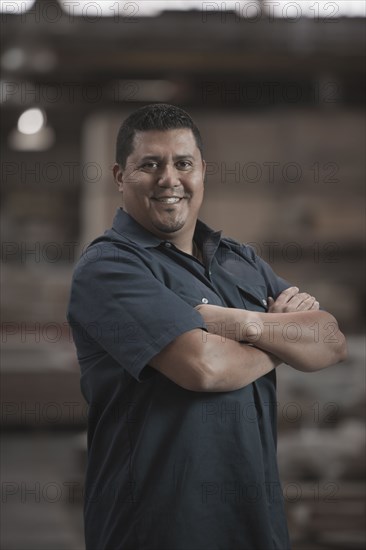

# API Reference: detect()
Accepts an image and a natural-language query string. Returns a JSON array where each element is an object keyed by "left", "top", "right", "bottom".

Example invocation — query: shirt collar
[
  {"left": 111, "top": 208, "right": 222, "bottom": 254},
  {"left": 111, "top": 208, "right": 162, "bottom": 247}
]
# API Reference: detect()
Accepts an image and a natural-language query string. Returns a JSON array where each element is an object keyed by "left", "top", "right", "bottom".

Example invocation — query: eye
[
  {"left": 176, "top": 160, "right": 192, "bottom": 170},
  {"left": 141, "top": 161, "right": 159, "bottom": 171}
]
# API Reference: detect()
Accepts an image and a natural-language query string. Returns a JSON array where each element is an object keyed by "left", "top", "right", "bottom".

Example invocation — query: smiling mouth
[{"left": 152, "top": 197, "right": 183, "bottom": 204}]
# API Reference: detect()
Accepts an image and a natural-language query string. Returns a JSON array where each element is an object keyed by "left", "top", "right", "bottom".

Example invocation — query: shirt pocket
[
  {"left": 235, "top": 283, "right": 268, "bottom": 312},
  {"left": 167, "top": 277, "right": 224, "bottom": 308}
]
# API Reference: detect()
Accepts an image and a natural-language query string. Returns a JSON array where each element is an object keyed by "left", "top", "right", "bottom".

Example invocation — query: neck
[
  {"left": 158, "top": 231, "right": 201, "bottom": 260},
  {"left": 153, "top": 226, "right": 196, "bottom": 255},
  {"left": 172, "top": 235, "right": 195, "bottom": 256}
]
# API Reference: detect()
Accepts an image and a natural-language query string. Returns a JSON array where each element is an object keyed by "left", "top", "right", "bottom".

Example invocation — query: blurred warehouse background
[{"left": 1, "top": 1, "right": 365, "bottom": 549}]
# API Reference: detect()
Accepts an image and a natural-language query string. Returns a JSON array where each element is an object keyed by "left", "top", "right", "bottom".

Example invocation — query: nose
[{"left": 157, "top": 164, "right": 180, "bottom": 188}]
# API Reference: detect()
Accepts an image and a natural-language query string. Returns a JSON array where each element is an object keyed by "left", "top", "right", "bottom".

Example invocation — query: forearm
[
  {"left": 150, "top": 329, "right": 280, "bottom": 392},
  {"left": 196, "top": 287, "right": 347, "bottom": 373},
  {"left": 199, "top": 333, "right": 280, "bottom": 391},
  {"left": 237, "top": 310, "right": 347, "bottom": 371}
]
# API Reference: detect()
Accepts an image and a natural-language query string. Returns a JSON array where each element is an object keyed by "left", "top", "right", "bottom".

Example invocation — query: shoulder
[
  {"left": 220, "top": 235, "right": 258, "bottom": 264},
  {"left": 72, "top": 231, "right": 150, "bottom": 281}
]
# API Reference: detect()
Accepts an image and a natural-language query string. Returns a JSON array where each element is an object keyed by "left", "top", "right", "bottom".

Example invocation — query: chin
[
  {"left": 152, "top": 218, "right": 186, "bottom": 234},
  {"left": 153, "top": 224, "right": 185, "bottom": 234}
]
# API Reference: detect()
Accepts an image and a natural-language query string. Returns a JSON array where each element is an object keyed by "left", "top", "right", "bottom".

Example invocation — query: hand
[{"left": 267, "top": 287, "right": 319, "bottom": 313}]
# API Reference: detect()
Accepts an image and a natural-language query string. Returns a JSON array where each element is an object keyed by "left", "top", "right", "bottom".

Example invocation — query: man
[{"left": 68, "top": 104, "right": 346, "bottom": 550}]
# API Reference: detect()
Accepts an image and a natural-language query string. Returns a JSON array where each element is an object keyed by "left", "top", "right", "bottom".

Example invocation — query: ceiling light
[{"left": 18, "top": 108, "right": 45, "bottom": 135}]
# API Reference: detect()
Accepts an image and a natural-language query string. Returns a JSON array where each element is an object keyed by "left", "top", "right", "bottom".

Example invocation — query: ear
[
  {"left": 202, "top": 159, "right": 206, "bottom": 185},
  {"left": 113, "top": 163, "right": 124, "bottom": 193}
]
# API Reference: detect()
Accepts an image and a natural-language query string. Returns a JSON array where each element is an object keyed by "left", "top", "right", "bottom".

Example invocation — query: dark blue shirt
[{"left": 68, "top": 208, "right": 292, "bottom": 550}]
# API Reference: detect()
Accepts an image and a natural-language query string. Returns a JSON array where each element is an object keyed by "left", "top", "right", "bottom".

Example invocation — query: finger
[
  {"left": 310, "top": 300, "right": 320, "bottom": 310},
  {"left": 290, "top": 294, "right": 319, "bottom": 311},
  {"left": 273, "top": 287, "right": 299, "bottom": 306},
  {"left": 286, "top": 292, "right": 312, "bottom": 310},
  {"left": 278, "top": 292, "right": 314, "bottom": 312},
  {"left": 295, "top": 295, "right": 316, "bottom": 311}
]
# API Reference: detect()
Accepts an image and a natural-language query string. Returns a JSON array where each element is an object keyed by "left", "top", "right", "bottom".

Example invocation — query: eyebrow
[{"left": 139, "top": 154, "right": 195, "bottom": 162}]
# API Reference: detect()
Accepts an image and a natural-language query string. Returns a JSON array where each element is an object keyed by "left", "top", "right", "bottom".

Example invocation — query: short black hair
[{"left": 115, "top": 103, "right": 203, "bottom": 168}]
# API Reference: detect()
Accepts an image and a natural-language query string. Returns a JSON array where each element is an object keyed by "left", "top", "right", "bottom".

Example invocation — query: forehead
[{"left": 130, "top": 128, "right": 198, "bottom": 158}]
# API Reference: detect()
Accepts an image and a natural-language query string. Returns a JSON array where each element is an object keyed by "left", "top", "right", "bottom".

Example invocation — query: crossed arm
[{"left": 149, "top": 287, "right": 347, "bottom": 392}]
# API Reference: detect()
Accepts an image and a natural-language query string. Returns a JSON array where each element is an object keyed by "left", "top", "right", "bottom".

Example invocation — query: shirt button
[
  {"left": 201, "top": 298, "right": 209, "bottom": 304},
  {"left": 262, "top": 299, "right": 267, "bottom": 306},
  {"left": 164, "top": 242, "right": 172, "bottom": 248}
]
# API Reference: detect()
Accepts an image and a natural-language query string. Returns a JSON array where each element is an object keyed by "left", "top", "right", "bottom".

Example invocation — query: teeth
[{"left": 157, "top": 197, "right": 181, "bottom": 204}]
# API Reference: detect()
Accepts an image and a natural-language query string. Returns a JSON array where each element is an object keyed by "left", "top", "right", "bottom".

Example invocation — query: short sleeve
[{"left": 68, "top": 244, "right": 207, "bottom": 381}]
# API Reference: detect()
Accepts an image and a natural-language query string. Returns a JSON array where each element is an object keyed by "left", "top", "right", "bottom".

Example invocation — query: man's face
[{"left": 114, "top": 129, "right": 206, "bottom": 241}]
